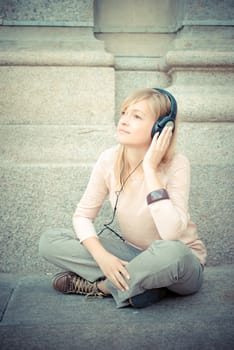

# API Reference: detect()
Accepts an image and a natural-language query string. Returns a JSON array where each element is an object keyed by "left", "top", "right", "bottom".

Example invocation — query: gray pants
[{"left": 39, "top": 228, "right": 203, "bottom": 308}]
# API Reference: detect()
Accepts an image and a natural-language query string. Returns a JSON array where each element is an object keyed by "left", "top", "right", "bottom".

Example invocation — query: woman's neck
[{"left": 124, "top": 146, "right": 147, "bottom": 171}]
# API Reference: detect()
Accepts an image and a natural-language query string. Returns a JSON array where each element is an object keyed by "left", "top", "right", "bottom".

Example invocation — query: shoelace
[{"left": 72, "top": 276, "right": 104, "bottom": 298}]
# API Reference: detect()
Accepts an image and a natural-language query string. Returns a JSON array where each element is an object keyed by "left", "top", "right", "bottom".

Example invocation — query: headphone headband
[{"left": 153, "top": 88, "right": 177, "bottom": 120}]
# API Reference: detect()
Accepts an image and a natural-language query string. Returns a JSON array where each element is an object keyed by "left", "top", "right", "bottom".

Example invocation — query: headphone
[{"left": 151, "top": 88, "right": 177, "bottom": 139}]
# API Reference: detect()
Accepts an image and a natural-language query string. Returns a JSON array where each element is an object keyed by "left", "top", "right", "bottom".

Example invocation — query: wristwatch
[{"left": 146, "top": 189, "right": 169, "bottom": 205}]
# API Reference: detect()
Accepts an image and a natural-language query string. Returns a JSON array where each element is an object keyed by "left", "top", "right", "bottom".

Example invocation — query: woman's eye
[{"left": 134, "top": 114, "right": 142, "bottom": 119}]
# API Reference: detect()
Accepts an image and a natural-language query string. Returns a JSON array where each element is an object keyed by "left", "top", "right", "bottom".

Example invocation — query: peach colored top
[{"left": 73, "top": 146, "right": 207, "bottom": 265}]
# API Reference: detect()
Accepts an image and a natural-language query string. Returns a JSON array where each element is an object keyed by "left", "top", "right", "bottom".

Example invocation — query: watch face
[
  {"left": 147, "top": 189, "right": 169, "bottom": 205},
  {"left": 151, "top": 190, "right": 162, "bottom": 200}
]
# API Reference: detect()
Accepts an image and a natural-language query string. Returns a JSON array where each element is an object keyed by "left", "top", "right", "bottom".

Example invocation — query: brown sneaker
[{"left": 52, "top": 271, "right": 105, "bottom": 297}]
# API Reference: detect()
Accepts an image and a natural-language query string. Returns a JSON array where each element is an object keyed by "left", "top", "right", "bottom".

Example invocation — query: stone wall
[{"left": 0, "top": 0, "right": 233, "bottom": 273}]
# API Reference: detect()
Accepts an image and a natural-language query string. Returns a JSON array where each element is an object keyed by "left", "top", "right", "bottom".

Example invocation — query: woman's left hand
[{"left": 143, "top": 126, "right": 173, "bottom": 172}]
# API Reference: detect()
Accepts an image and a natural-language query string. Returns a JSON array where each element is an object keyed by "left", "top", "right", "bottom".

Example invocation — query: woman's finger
[
  {"left": 119, "top": 261, "right": 130, "bottom": 280},
  {"left": 115, "top": 271, "right": 130, "bottom": 291},
  {"left": 110, "top": 272, "right": 129, "bottom": 292},
  {"left": 156, "top": 127, "right": 172, "bottom": 149}
]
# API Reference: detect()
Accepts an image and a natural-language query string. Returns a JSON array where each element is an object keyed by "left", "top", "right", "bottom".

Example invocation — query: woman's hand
[
  {"left": 143, "top": 126, "right": 173, "bottom": 172},
  {"left": 82, "top": 237, "right": 130, "bottom": 292},
  {"left": 95, "top": 251, "right": 130, "bottom": 292}
]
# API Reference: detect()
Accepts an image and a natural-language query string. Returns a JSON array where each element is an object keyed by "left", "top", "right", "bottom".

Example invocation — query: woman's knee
[{"left": 39, "top": 228, "right": 71, "bottom": 259}]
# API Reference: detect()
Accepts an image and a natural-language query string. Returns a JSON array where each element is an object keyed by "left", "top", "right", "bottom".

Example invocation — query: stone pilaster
[
  {"left": 0, "top": 0, "right": 115, "bottom": 273},
  {"left": 166, "top": 26, "right": 234, "bottom": 122},
  {"left": 164, "top": 0, "right": 234, "bottom": 265}
]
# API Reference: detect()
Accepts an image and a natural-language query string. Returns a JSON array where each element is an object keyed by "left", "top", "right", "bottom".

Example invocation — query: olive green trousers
[{"left": 39, "top": 228, "right": 203, "bottom": 308}]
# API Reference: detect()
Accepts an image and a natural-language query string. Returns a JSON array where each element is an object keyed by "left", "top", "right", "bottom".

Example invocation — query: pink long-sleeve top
[{"left": 73, "top": 146, "right": 207, "bottom": 266}]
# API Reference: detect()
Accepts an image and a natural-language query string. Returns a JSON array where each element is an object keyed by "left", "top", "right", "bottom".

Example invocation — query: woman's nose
[{"left": 120, "top": 113, "right": 129, "bottom": 125}]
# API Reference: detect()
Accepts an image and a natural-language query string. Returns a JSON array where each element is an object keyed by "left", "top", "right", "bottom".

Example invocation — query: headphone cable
[{"left": 98, "top": 159, "right": 143, "bottom": 239}]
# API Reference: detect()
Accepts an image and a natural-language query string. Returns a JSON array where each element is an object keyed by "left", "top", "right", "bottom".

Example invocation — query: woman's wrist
[
  {"left": 82, "top": 237, "right": 107, "bottom": 261},
  {"left": 143, "top": 168, "right": 163, "bottom": 192},
  {"left": 143, "top": 163, "right": 158, "bottom": 174},
  {"left": 146, "top": 188, "right": 169, "bottom": 205}
]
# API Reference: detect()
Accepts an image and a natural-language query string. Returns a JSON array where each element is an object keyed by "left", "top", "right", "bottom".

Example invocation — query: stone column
[
  {"left": 94, "top": 0, "right": 185, "bottom": 121},
  {"left": 166, "top": 0, "right": 234, "bottom": 265},
  {"left": 0, "top": 0, "right": 115, "bottom": 273}
]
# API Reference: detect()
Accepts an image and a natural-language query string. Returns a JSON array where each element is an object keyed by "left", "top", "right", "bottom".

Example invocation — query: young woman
[{"left": 39, "top": 88, "right": 207, "bottom": 308}]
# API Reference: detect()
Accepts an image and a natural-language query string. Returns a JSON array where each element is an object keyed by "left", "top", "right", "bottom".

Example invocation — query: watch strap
[{"left": 146, "top": 189, "right": 169, "bottom": 205}]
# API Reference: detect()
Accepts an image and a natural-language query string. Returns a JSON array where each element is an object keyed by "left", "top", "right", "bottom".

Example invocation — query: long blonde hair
[{"left": 114, "top": 88, "right": 178, "bottom": 190}]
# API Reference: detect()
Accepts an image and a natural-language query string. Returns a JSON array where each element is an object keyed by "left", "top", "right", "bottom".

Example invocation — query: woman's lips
[{"left": 118, "top": 128, "right": 130, "bottom": 134}]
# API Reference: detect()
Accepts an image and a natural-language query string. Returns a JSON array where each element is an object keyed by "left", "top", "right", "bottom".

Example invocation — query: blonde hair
[{"left": 114, "top": 88, "right": 178, "bottom": 190}]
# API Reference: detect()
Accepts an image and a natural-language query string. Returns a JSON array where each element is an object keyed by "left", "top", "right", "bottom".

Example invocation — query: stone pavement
[{"left": 0, "top": 265, "right": 233, "bottom": 350}]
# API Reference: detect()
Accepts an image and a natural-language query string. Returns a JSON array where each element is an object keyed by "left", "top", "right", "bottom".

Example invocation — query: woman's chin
[{"left": 117, "top": 135, "right": 128, "bottom": 145}]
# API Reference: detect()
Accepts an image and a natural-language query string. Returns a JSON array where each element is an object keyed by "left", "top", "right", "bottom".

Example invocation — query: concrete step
[{"left": 0, "top": 265, "right": 233, "bottom": 350}]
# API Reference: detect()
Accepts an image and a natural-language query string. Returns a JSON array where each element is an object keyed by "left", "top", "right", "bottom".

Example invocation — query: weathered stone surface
[
  {"left": 0, "top": 26, "right": 105, "bottom": 51},
  {"left": 94, "top": 0, "right": 183, "bottom": 33},
  {"left": 169, "top": 86, "right": 234, "bottom": 122},
  {"left": 0, "top": 165, "right": 112, "bottom": 273},
  {"left": 0, "top": 125, "right": 116, "bottom": 164},
  {"left": 0, "top": 0, "right": 94, "bottom": 26},
  {"left": 96, "top": 33, "right": 175, "bottom": 56},
  {"left": 173, "top": 26, "right": 234, "bottom": 50},
  {"left": 176, "top": 123, "right": 234, "bottom": 165},
  {"left": 0, "top": 0, "right": 233, "bottom": 274},
  {"left": 184, "top": 0, "right": 234, "bottom": 24},
  {"left": 0, "top": 123, "right": 233, "bottom": 272},
  {"left": 0, "top": 66, "right": 115, "bottom": 124},
  {"left": 0, "top": 123, "right": 233, "bottom": 165},
  {"left": 115, "top": 71, "right": 171, "bottom": 122}
]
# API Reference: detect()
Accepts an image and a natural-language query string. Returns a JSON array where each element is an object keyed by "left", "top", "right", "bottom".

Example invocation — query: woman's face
[{"left": 117, "top": 99, "right": 156, "bottom": 148}]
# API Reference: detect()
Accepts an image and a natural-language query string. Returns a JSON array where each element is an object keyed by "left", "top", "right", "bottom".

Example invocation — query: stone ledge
[
  {"left": 0, "top": 49, "right": 114, "bottom": 67},
  {"left": 0, "top": 20, "right": 93, "bottom": 27},
  {"left": 166, "top": 50, "right": 234, "bottom": 68},
  {"left": 114, "top": 57, "right": 168, "bottom": 71},
  {"left": 96, "top": 32, "right": 175, "bottom": 57}
]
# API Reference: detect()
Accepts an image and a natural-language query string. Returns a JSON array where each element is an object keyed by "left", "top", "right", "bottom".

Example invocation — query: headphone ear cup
[
  {"left": 165, "top": 121, "right": 174, "bottom": 129},
  {"left": 151, "top": 118, "right": 175, "bottom": 139}
]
